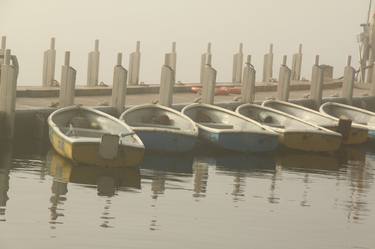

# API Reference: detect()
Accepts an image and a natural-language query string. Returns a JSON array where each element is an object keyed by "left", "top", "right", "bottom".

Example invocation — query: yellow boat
[
  {"left": 236, "top": 104, "right": 342, "bottom": 152},
  {"left": 47, "top": 150, "right": 141, "bottom": 190},
  {"left": 48, "top": 105, "right": 144, "bottom": 167}
]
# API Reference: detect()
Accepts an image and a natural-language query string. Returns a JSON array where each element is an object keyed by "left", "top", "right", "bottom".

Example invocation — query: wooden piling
[
  {"left": 310, "top": 55, "right": 324, "bottom": 108},
  {"left": 241, "top": 55, "right": 256, "bottom": 103},
  {"left": 159, "top": 54, "right": 176, "bottom": 107},
  {"left": 277, "top": 55, "right": 291, "bottom": 101},
  {"left": 42, "top": 37, "right": 56, "bottom": 87},
  {"left": 262, "top": 44, "right": 274, "bottom": 82},
  {"left": 200, "top": 43, "right": 212, "bottom": 84},
  {"left": 0, "top": 36, "right": 6, "bottom": 65},
  {"left": 59, "top": 52, "right": 76, "bottom": 107},
  {"left": 232, "top": 43, "right": 244, "bottom": 84},
  {"left": 111, "top": 53, "right": 128, "bottom": 114},
  {"left": 87, "top": 39, "right": 100, "bottom": 86},
  {"left": 291, "top": 44, "right": 303, "bottom": 81},
  {"left": 0, "top": 50, "right": 18, "bottom": 140},
  {"left": 128, "top": 41, "right": 141, "bottom": 86},
  {"left": 341, "top": 56, "right": 356, "bottom": 105},
  {"left": 201, "top": 55, "right": 217, "bottom": 105}
]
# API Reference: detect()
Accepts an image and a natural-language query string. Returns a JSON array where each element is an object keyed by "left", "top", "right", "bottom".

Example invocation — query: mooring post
[
  {"left": 59, "top": 52, "right": 76, "bottom": 107},
  {"left": 277, "top": 56, "right": 291, "bottom": 101},
  {"left": 201, "top": 55, "right": 217, "bottom": 104},
  {"left": 262, "top": 44, "right": 274, "bottom": 82},
  {"left": 159, "top": 54, "right": 176, "bottom": 107},
  {"left": 87, "top": 39, "right": 100, "bottom": 87},
  {"left": 0, "top": 36, "right": 6, "bottom": 65},
  {"left": 0, "top": 49, "right": 18, "bottom": 140},
  {"left": 291, "top": 44, "right": 303, "bottom": 81},
  {"left": 241, "top": 55, "right": 256, "bottom": 103},
  {"left": 200, "top": 43, "right": 212, "bottom": 84},
  {"left": 310, "top": 55, "right": 324, "bottom": 108},
  {"left": 42, "top": 37, "right": 56, "bottom": 87},
  {"left": 341, "top": 56, "right": 356, "bottom": 105},
  {"left": 128, "top": 41, "right": 141, "bottom": 86},
  {"left": 165, "top": 42, "right": 177, "bottom": 72},
  {"left": 232, "top": 43, "right": 244, "bottom": 84},
  {"left": 111, "top": 53, "right": 128, "bottom": 115}
]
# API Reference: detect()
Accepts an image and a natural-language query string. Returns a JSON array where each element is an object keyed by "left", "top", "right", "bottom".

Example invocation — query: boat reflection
[
  {"left": 0, "top": 143, "right": 12, "bottom": 222},
  {"left": 46, "top": 150, "right": 141, "bottom": 228}
]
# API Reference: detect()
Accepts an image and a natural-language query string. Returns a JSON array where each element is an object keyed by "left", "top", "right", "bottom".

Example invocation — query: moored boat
[
  {"left": 181, "top": 103, "right": 279, "bottom": 152},
  {"left": 120, "top": 104, "right": 198, "bottom": 152},
  {"left": 48, "top": 105, "right": 144, "bottom": 167},
  {"left": 236, "top": 104, "right": 342, "bottom": 152},
  {"left": 320, "top": 102, "right": 374, "bottom": 140},
  {"left": 263, "top": 100, "right": 368, "bottom": 145}
]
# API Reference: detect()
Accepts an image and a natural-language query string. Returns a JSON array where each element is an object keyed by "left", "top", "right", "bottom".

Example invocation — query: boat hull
[
  {"left": 49, "top": 128, "right": 144, "bottom": 167},
  {"left": 199, "top": 128, "right": 279, "bottom": 152},
  {"left": 280, "top": 130, "right": 341, "bottom": 152},
  {"left": 331, "top": 126, "right": 368, "bottom": 145},
  {"left": 134, "top": 130, "right": 197, "bottom": 152}
]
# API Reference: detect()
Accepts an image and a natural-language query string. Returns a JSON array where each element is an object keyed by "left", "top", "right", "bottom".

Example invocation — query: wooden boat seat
[
  {"left": 60, "top": 127, "right": 108, "bottom": 138},
  {"left": 131, "top": 122, "right": 181, "bottom": 130},
  {"left": 199, "top": 122, "right": 234, "bottom": 129}
]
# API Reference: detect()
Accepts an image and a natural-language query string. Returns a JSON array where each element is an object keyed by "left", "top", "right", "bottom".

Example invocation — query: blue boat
[
  {"left": 181, "top": 103, "right": 279, "bottom": 152},
  {"left": 120, "top": 104, "right": 198, "bottom": 153}
]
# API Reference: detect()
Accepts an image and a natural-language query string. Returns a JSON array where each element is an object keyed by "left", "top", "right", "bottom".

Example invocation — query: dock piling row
[
  {"left": 241, "top": 55, "right": 256, "bottom": 103},
  {"left": 42, "top": 38, "right": 56, "bottom": 87},
  {"left": 59, "top": 52, "right": 76, "bottom": 107},
  {"left": 111, "top": 53, "right": 128, "bottom": 114}
]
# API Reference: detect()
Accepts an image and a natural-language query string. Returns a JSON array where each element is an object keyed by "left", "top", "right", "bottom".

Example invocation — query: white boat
[
  {"left": 263, "top": 100, "right": 368, "bottom": 144},
  {"left": 120, "top": 104, "right": 198, "bottom": 152},
  {"left": 48, "top": 105, "right": 145, "bottom": 167},
  {"left": 320, "top": 102, "right": 374, "bottom": 140},
  {"left": 236, "top": 103, "right": 342, "bottom": 152},
  {"left": 181, "top": 103, "right": 279, "bottom": 152}
]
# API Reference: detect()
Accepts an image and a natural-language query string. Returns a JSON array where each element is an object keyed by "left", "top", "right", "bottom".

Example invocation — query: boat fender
[{"left": 338, "top": 115, "right": 352, "bottom": 140}]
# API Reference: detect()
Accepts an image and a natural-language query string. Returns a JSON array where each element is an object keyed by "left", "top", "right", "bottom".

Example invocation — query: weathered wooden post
[
  {"left": 200, "top": 43, "right": 212, "bottom": 84},
  {"left": 0, "top": 36, "right": 6, "bottom": 64},
  {"left": 87, "top": 39, "right": 100, "bottom": 86},
  {"left": 128, "top": 41, "right": 141, "bottom": 86},
  {"left": 262, "top": 44, "right": 274, "bottom": 82},
  {"left": 310, "top": 55, "right": 324, "bottom": 108},
  {"left": 370, "top": 62, "right": 375, "bottom": 96},
  {"left": 232, "top": 43, "right": 243, "bottom": 84},
  {"left": 165, "top": 42, "right": 177, "bottom": 72},
  {"left": 59, "top": 52, "right": 76, "bottom": 107},
  {"left": 277, "top": 56, "right": 291, "bottom": 101},
  {"left": 0, "top": 50, "right": 18, "bottom": 140},
  {"left": 159, "top": 54, "right": 176, "bottom": 107},
  {"left": 341, "top": 56, "right": 356, "bottom": 105},
  {"left": 291, "top": 44, "right": 303, "bottom": 81},
  {"left": 241, "top": 55, "right": 256, "bottom": 103},
  {"left": 42, "top": 37, "right": 56, "bottom": 87},
  {"left": 201, "top": 55, "right": 217, "bottom": 104},
  {"left": 111, "top": 53, "right": 128, "bottom": 115}
]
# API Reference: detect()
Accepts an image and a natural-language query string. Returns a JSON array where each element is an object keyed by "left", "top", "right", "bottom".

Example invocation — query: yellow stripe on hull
[
  {"left": 50, "top": 129, "right": 144, "bottom": 167},
  {"left": 280, "top": 131, "right": 341, "bottom": 152}
]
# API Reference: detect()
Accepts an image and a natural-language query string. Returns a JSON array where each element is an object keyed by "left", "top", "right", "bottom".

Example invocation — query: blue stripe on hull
[
  {"left": 199, "top": 129, "right": 278, "bottom": 152},
  {"left": 136, "top": 131, "right": 197, "bottom": 153}
]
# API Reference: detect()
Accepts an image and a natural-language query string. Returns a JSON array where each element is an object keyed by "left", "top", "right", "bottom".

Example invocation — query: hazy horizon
[{"left": 0, "top": 0, "right": 371, "bottom": 85}]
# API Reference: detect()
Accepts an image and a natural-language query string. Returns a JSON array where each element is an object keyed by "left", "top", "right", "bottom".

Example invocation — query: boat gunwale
[{"left": 181, "top": 103, "right": 278, "bottom": 136}]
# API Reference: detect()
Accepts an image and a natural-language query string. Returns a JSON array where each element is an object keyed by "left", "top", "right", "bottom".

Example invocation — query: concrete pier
[
  {"left": 241, "top": 55, "right": 256, "bottom": 103},
  {"left": 201, "top": 55, "right": 217, "bottom": 104},
  {"left": 128, "top": 41, "right": 141, "bottom": 86},
  {"left": 341, "top": 56, "right": 356, "bottom": 104},
  {"left": 310, "top": 55, "right": 324, "bottom": 108},
  {"left": 277, "top": 56, "right": 291, "bottom": 101},
  {"left": 159, "top": 54, "right": 176, "bottom": 107},
  {"left": 111, "top": 53, "right": 128, "bottom": 114},
  {"left": 0, "top": 50, "right": 18, "bottom": 140},
  {"left": 87, "top": 40, "right": 100, "bottom": 86},
  {"left": 291, "top": 44, "right": 303, "bottom": 81},
  {"left": 42, "top": 38, "right": 56, "bottom": 87},
  {"left": 59, "top": 52, "right": 76, "bottom": 107},
  {"left": 200, "top": 43, "right": 212, "bottom": 84},
  {"left": 262, "top": 44, "right": 274, "bottom": 82},
  {"left": 232, "top": 43, "right": 243, "bottom": 84}
]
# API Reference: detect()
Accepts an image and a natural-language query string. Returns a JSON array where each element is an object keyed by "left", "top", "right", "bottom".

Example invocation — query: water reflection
[
  {"left": 0, "top": 143, "right": 12, "bottom": 222},
  {"left": 46, "top": 150, "right": 141, "bottom": 228}
]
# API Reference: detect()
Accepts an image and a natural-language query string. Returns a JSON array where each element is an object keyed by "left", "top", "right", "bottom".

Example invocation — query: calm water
[{"left": 0, "top": 142, "right": 374, "bottom": 249}]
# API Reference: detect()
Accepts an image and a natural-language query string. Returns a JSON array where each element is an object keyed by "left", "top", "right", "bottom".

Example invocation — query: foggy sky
[{"left": 0, "top": 0, "right": 370, "bottom": 85}]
